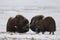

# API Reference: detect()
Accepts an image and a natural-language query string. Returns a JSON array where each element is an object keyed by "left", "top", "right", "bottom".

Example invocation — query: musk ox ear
[{"left": 6, "top": 17, "right": 16, "bottom": 32}]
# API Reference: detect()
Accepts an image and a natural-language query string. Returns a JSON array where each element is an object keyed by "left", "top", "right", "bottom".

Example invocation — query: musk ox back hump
[
  {"left": 15, "top": 15, "right": 29, "bottom": 26},
  {"left": 30, "top": 15, "right": 44, "bottom": 24}
]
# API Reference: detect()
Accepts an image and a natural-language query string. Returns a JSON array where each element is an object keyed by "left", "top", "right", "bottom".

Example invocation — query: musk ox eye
[
  {"left": 24, "top": 21, "right": 27, "bottom": 24},
  {"left": 24, "top": 20, "right": 28, "bottom": 24}
]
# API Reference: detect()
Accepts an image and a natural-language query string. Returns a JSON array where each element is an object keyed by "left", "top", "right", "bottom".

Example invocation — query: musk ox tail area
[
  {"left": 43, "top": 16, "right": 56, "bottom": 35},
  {"left": 6, "top": 17, "right": 16, "bottom": 32}
]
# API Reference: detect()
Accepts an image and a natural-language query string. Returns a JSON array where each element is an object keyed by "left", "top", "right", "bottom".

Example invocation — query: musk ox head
[
  {"left": 15, "top": 15, "right": 29, "bottom": 33},
  {"left": 30, "top": 15, "right": 44, "bottom": 33}
]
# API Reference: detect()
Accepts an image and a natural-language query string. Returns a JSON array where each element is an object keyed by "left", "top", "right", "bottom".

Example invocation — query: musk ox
[
  {"left": 7, "top": 15, "right": 29, "bottom": 33},
  {"left": 30, "top": 15, "right": 56, "bottom": 35},
  {"left": 41, "top": 16, "right": 56, "bottom": 35},
  {"left": 30, "top": 15, "right": 44, "bottom": 33}
]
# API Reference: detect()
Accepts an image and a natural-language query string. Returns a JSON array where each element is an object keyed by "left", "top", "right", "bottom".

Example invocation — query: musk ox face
[
  {"left": 30, "top": 15, "right": 44, "bottom": 33},
  {"left": 15, "top": 15, "right": 29, "bottom": 33},
  {"left": 7, "top": 15, "right": 29, "bottom": 33},
  {"left": 16, "top": 24, "right": 29, "bottom": 33}
]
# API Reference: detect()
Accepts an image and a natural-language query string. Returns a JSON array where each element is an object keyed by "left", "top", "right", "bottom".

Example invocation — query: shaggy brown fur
[
  {"left": 41, "top": 16, "right": 56, "bottom": 35},
  {"left": 30, "top": 15, "right": 56, "bottom": 35},
  {"left": 15, "top": 15, "right": 29, "bottom": 33},
  {"left": 7, "top": 15, "right": 29, "bottom": 33},
  {"left": 37, "top": 16, "right": 56, "bottom": 35},
  {"left": 30, "top": 15, "right": 44, "bottom": 33},
  {"left": 7, "top": 17, "right": 17, "bottom": 32}
]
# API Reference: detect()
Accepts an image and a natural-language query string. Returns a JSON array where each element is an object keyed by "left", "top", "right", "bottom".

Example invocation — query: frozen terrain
[
  {"left": 0, "top": 0, "right": 60, "bottom": 40},
  {"left": 0, "top": 7, "right": 60, "bottom": 40}
]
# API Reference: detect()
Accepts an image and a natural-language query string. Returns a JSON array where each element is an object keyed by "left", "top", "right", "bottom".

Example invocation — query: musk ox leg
[
  {"left": 36, "top": 32, "right": 39, "bottom": 34},
  {"left": 49, "top": 32, "right": 54, "bottom": 35},
  {"left": 42, "top": 32, "right": 44, "bottom": 34},
  {"left": 35, "top": 28, "right": 40, "bottom": 34},
  {"left": 52, "top": 32, "right": 54, "bottom": 35},
  {"left": 49, "top": 32, "right": 51, "bottom": 34}
]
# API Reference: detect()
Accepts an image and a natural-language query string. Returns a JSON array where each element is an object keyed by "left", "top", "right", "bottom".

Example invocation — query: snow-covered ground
[
  {"left": 0, "top": 7, "right": 60, "bottom": 40},
  {"left": 0, "top": 0, "right": 60, "bottom": 40}
]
